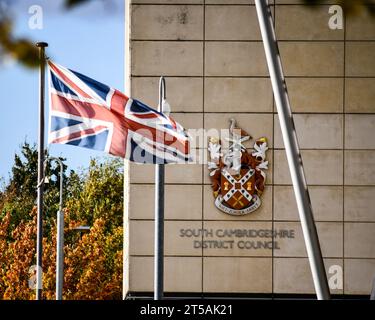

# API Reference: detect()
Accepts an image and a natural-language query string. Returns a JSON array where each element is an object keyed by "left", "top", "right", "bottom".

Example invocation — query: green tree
[
  {"left": 0, "top": 143, "right": 124, "bottom": 299},
  {"left": 65, "top": 158, "right": 124, "bottom": 232},
  {"left": 0, "top": 142, "right": 67, "bottom": 237},
  {"left": 0, "top": 209, "right": 123, "bottom": 300}
]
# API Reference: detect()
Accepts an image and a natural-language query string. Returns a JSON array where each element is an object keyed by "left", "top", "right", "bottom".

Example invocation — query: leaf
[{"left": 64, "top": 0, "right": 92, "bottom": 9}]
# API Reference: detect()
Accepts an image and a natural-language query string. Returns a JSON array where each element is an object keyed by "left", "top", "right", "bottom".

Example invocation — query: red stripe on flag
[
  {"left": 50, "top": 125, "right": 108, "bottom": 144},
  {"left": 134, "top": 113, "right": 159, "bottom": 119},
  {"left": 110, "top": 89, "right": 128, "bottom": 116},
  {"left": 169, "top": 117, "right": 177, "bottom": 130},
  {"left": 51, "top": 94, "right": 117, "bottom": 123}
]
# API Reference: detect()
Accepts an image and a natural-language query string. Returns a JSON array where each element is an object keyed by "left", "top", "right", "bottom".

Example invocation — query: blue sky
[{"left": 0, "top": 0, "right": 124, "bottom": 181}]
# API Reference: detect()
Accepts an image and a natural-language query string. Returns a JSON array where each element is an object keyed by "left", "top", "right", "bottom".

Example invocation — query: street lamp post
[{"left": 44, "top": 157, "right": 64, "bottom": 300}]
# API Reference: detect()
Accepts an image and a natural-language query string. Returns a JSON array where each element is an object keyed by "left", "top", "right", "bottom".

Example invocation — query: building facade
[{"left": 124, "top": 0, "right": 375, "bottom": 298}]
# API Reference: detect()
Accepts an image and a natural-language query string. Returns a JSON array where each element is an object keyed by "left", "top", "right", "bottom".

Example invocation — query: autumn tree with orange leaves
[{"left": 0, "top": 142, "right": 123, "bottom": 299}]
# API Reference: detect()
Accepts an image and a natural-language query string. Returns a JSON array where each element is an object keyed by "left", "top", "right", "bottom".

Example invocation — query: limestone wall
[{"left": 125, "top": 0, "right": 375, "bottom": 296}]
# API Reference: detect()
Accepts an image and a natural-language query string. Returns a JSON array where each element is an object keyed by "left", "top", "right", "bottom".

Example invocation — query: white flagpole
[
  {"left": 154, "top": 76, "right": 166, "bottom": 300},
  {"left": 254, "top": 0, "right": 330, "bottom": 300},
  {"left": 123, "top": 0, "right": 131, "bottom": 300}
]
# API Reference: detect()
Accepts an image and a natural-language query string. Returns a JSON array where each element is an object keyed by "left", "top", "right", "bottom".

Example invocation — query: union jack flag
[{"left": 48, "top": 61, "right": 191, "bottom": 163}]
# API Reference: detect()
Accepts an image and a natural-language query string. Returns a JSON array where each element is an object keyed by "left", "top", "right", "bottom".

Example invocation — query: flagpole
[
  {"left": 254, "top": 0, "right": 330, "bottom": 300},
  {"left": 154, "top": 76, "right": 166, "bottom": 300},
  {"left": 36, "top": 41, "right": 48, "bottom": 300}
]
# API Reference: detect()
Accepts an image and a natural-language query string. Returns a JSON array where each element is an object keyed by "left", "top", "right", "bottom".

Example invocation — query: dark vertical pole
[
  {"left": 36, "top": 42, "right": 48, "bottom": 300},
  {"left": 254, "top": 0, "right": 330, "bottom": 300},
  {"left": 54, "top": 158, "right": 64, "bottom": 301},
  {"left": 154, "top": 76, "right": 166, "bottom": 300}
]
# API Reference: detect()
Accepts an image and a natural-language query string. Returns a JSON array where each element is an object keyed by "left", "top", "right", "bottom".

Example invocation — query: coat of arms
[{"left": 208, "top": 119, "right": 269, "bottom": 216}]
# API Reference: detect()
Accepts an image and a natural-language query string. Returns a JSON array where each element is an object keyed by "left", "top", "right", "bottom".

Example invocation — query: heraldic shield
[{"left": 208, "top": 119, "right": 269, "bottom": 216}]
